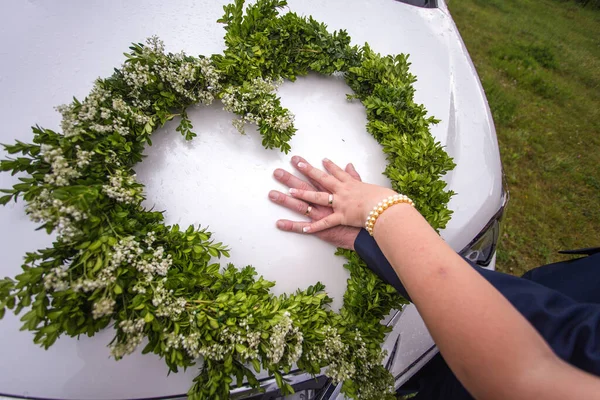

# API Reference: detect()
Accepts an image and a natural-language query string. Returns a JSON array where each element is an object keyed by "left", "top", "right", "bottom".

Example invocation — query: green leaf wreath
[{"left": 0, "top": 0, "right": 455, "bottom": 399}]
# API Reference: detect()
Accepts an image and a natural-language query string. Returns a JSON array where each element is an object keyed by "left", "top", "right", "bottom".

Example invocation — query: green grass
[{"left": 447, "top": 0, "right": 600, "bottom": 275}]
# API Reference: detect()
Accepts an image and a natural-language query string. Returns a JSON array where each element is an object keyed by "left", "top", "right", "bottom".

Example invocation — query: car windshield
[{"left": 396, "top": 0, "right": 438, "bottom": 8}]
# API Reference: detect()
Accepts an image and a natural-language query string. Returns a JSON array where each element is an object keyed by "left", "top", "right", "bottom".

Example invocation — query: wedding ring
[
  {"left": 305, "top": 205, "right": 312, "bottom": 216},
  {"left": 328, "top": 194, "right": 334, "bottom": 206}
]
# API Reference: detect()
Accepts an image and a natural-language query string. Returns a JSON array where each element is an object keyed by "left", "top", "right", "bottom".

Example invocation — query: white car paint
[{"left": 0, "top": 0, "right": 503, "bottom": 398}]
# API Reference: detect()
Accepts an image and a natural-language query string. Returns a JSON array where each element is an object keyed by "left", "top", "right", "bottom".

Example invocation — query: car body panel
[{"left": 0, "top": 0, "right": 502, "bottom": 398}]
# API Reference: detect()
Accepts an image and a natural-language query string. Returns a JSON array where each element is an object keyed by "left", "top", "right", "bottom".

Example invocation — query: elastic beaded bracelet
[{"left": 365, "top": 194, "right": 414, "bottom": 236}]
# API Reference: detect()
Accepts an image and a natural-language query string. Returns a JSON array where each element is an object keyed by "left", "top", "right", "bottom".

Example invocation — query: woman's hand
[
  {"left": 269, "top": 156, "right": 362, "bottom": 250},
  {"left": 285, "top": 156, "right": 397, "bottom": 233}
]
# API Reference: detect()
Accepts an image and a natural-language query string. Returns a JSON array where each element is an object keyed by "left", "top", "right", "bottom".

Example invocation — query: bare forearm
[{"left": 373, "top": 205, "right": 599, "bottom": 399}]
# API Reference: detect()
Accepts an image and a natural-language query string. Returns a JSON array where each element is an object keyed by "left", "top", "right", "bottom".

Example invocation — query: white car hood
[{"left": 0, "top": 0, "right": 503, "bottom": 398}]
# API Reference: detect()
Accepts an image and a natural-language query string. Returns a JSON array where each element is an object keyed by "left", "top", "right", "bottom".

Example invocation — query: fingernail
[
  {"left": 302, "top": 226, "right": 311, "bottom": 233},
  {"left": 323, "top": 158, "right": 330, "bottom": 163},
  {"left": 289, "top": 188, "right": 298, "bottom": 195},
  {"left": 274, "top": 169, "right": 283, "bottom": 178},
  {"left": 291, "top": 156, "right": 299, "bottom": 164},
  {"left": 297, "top": 162, "right": 307, "bottom": 169},
  {"left": 349, "top": 163, "right": 355, "bottom": 170},
  {"left": 269, "top": 191, "right": 279, "bottom": 200},
  {"left": 276, "top": 221, "right": 285, "bottom": 229}
]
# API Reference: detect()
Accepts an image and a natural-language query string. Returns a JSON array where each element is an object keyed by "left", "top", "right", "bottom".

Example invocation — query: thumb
[{"left": 345, "top": 163, "right": 362, "bottom": 182}]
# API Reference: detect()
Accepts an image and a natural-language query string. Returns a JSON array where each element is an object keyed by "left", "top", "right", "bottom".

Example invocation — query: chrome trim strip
[{"left": 458, "top": 189, "right": 509, "bottom": 261}]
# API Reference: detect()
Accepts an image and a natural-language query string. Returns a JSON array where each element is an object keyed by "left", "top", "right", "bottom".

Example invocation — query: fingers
[
  {"left": 291, "top": 156, "right": 339, "bottom": 191},
  {"left": 288, "top": 188, "right": 332, "bottom": 207},
  {"left": 273, "top": 168, "right": 317, "bottom": 192},
  {"left": 303, "top": 213, "right": 343, "bottom": 234},
  {"left": 276, "top": 219, "right": 311, "bottom": 234},
  {"left": 322, "top": 158, "right": 351, "bottom": 182},
  {"left": 268, "top": 190, "right": 327, "bottom": 219},
  {"left": 345, "top": 163, "right": 362, "bottom": 182},
  {"left": 291, "top": 159, "right": 327, "bottom": 192},
  {"left": 275, "top": 213, "right": 342, "bottom": 234}
]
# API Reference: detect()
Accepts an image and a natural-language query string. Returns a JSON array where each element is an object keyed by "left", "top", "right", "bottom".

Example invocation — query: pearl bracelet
[{"left": 365, "top": 194, "right": 415, "bottom": 236}]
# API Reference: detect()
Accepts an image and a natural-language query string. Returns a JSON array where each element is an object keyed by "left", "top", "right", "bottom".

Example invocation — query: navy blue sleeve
[
  {"left": 354, "top": 228, "right": 412, "bottom": 301},
  {"left": 353, "top": 229, "right": 600, "bottom": 376}
]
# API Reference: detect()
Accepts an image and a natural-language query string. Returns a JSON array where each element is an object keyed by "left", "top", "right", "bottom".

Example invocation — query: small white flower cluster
[
  {"left": 197, "top": 57, "right": 221, "bottom": 102},
  {"left": 122, "top": 36, "right": 220, "bottom": 105},
  {"left": 309, "top": 325, "right": 344, "bottom": 363},
  {"left": 92, "top": 297, "right": 116, "bottom": 319},
  {"left": 73, "top": 234, "right": 168, "bottom": 293},
  {"left": 41, "top": 145, "right": 80, "bottom": 186},
  {"left": 26, "top": 189, "right": 54, "bottom": 223},
  {"left": 56, "top": 36, "right": 219, "bottom": 142},
  {"left": 144, "top": 35, "right": 165, "bottom": 54},
  {"left": 351, "top": 331, "right": 385, "bottom": 374},
  {"left": 355, "top": 373, "right": 395, "bottom": 400},
  {"left": 111, "top": 234, "right": 173, "bottom": 277},
  {"left": 54, "top": 82, "right": 110, "bottom": 137},
  {"left": 80, "top": 234, "right": 171, "bottom": 300},
  {"left": 56, "top": 104, "right": 83, "bottom": 138},
  {"left": 43, "top": 266, "right": 69, "bottom": 291},
  {"left": 111, "top": 97, "right": 151, "bottom": 125},
  {"left": 198, "top": 342, "right": 230, "bottom": 361},
  {"left": 326, "top": 359, "right": 357, "bottom": 385},
  {"left": 221, "top": 321, "right": 262, "bottom": 360},
  {"left": 110, "top": 334, "right": 143, "bottom": 359},
  {"left": 131, "top": 276, "right": 152, "bottom": 294},
  {"left": 156, "top": 54, "right": 220, "bottom": 103},
  {"left": 164, "top": 330, "right": 184, "bottom": 351},
  {"left": 287, "top": 331, "right": 304, "bottom": 365},
  {"left": 180, "top": 331, "right": 201, "bottom": 356},
  {"left": 163, "top": 316, "right": 262, "bottom": 363},
  {"left": 156, "top": 297, "right": 187, "bottom": 318},
  {"left": 152, "top": 281, "right": 186, "bottom": 318},
  {"left": 221, "top": 77, "right": 295, "bottom": 135},
  {"left": 26, "top": 145, "right": 92, "bottom": 242},
  {"left": 79, "top": 83, "right": 111, "bottom": 122},
  {"left": 102, "top": 170, "right": 138, "bottom": 203},
  {"left": 307, "top": 326, "right": 389, "bottom": 392},
  {"left": 221, "top": 78, "right": 281, "bottom": 115},
  {"left": 163, "top": 326, "right": 229, "bottom": 361},
  {"left": 110, "top": 318, "right": 146, "bottom": 359},
  {"left": 239, "top": 318, "right": 262, "bottom": 351},
  {"left": 144, "top": 231, "right": 156, "bottom": 246},
  {"left": 57, "top": 78, "right": 151, "bottom": 139},
  {"left": 271, "top": 114, "right": 295, "bottom": 132},
  {"left": 352, "top": 345, "right": 395, "bottom": 400},
  {"left": 75, "top": 146, "right": 92, "bottom": 168},
  {"left": 120, "top": 318, "right": 146, "bottom": 334},
  {"left": 26, "top": 189, "right": 87, "bottom": 242},
  {"left": 56, "top": 83, "right": 110, "bottom": 138},
  {"left": 266, "top": 311, "right": 303, "bottom": 365},
  {"left": 106, "top": 150, "right": 122, "bottom": 167},
  {"left": 111, "top": 236, "right": 144, "bottom": 265},
  {"left": 90, "top": 117, "right": 129, "bottom": 136},
  {"left": 138, "top": 246, "right": 172, "bottom": 276},
  {"left": 72, "top": 255, "right": 117, "bottom": 292},
  {"left": 353, "top": 330, "right": 368, "bottom": 360},
  {"left": 154, "top": 58, "right": 196, "bottom": 100},
  {"left": 123, "top": 62, "right": 152, "bottom": 88},
  {"left": 304, "top": 325, "right": 356, "bottom": 383}
]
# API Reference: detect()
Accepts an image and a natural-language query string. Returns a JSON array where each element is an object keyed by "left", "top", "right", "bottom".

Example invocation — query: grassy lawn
[{"left": 448, "top": 0, "right": 600, "bottom": 276}]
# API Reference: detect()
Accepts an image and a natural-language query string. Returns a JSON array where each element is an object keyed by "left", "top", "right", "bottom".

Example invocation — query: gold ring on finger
[{"left": 305, "top": 205, "right": 312, "bottom": 216}]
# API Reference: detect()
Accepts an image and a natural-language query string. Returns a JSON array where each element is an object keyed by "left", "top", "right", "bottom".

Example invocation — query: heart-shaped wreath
[{"left": 0, "top": 0, "right": 455, "bottom": 399}]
